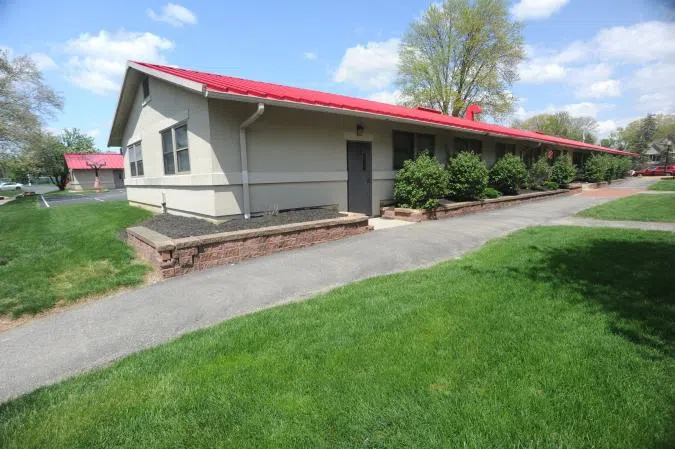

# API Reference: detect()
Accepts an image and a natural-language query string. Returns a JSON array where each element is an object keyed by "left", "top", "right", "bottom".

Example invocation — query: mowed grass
[
  {"left": 0, "top": 197, "right": 152, "bottom": 317},
  {"left": 1, "top": 226, "right": 673, "bottom": 448},
  {"left": 578, "top": 193, "right": 675, "bottom": 222},
  {"left": 649, "top": 179, "right": 675, "bottom": 191}
]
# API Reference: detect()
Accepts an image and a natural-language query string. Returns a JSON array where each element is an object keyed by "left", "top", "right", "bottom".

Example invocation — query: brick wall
[{"left": 129, "top": 220, "right": 371, "bottom": 278}]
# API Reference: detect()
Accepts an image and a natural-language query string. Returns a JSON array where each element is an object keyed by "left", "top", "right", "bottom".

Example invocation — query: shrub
[
  {"left": 482, "top": 187, "right": 501, "bottom": 199},
  {"left": 584, "top": 154, "right": 609, "bottom": 183},
  {"left": 550, "top": 154, "right": 576, "bottom": 187},
  {"left": 393, "top": 152, "right": 450, "bottom": 209},
  {"left": 528, "top": 156, "right": 551, "bottom": 189},
  {"left": 446, "top": 151, "right": 488, "bottom": 201},
  {"left": 489, "top": 154, "right": 528, "bottom": 195},
  {"left": 543, "top": 180, "right": 560, "bottom": 190}
]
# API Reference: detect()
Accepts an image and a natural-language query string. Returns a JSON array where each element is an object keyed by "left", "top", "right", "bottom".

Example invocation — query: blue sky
[{"left": 1, "top": 0, "right": 674, "bottom": 150}]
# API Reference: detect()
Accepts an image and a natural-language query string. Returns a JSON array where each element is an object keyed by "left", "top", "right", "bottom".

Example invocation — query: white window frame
[
  {"left": 127, "top": 141, "right": 143, "bottom": 177},
  {"left": 160, "top": 122, "right": 191, "bottom": 175}
]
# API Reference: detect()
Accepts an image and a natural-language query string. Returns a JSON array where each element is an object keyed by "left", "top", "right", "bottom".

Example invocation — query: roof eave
[{"left": 205, "top": 89, "right": 636, "bottom": 156}]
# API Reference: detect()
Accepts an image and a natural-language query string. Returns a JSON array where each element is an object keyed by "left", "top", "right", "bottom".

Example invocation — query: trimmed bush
[
  {"left": 528, "top": 156, "right": 551, "bottom": 189},
  {"left": 584, "top": 154, "right": 608, "bottom": 183},
  {"left": 446, "top": 152, "right": 488, "bottom": 201},
  {"left": 543, "top": 180, "right": 560, "bottom": 190},
  {"left": 550, "top": 154, "right": 576, "bottom": 187},
  {"left": 394, "top": 152, "right": 450, "bottom": 209},
  {"left": 483, "top": 187, "right": 501, "bottom": 199},
  {"left": 489, "top": 154, "right": 528, "bottom": 195}
]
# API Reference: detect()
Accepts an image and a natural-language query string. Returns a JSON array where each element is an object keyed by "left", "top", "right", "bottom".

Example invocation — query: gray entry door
[{"left": 347, "top": 141, "right": 372, "bottom": 215}]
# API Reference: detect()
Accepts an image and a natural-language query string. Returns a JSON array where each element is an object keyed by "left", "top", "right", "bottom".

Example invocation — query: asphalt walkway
[{"left": 0, "top": 180, "right": 662, "bottom": 402}]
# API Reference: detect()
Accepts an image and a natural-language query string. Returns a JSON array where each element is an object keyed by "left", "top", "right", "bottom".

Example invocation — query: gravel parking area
[{"left": 141, "top": 208, "right": 346, "bottom": 238}]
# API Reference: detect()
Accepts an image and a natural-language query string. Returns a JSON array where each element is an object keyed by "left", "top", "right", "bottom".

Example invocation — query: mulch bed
[{"left": 139, "top": 208, "right": 346, "bottom": 239}]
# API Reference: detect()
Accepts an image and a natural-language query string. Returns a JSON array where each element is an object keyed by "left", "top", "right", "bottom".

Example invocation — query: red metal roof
[
  {"left": 133, "top": 61, "right": 637, "bottom": 157},
  {"left": 64, "top": 153, "right": 124, "bottom": 170}
]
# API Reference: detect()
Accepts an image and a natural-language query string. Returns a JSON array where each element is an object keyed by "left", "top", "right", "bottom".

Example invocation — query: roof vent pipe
[
  {"left": 465, "top": 104, "right": 483, "bottom": 121},
  {"left": 239, "top": 103, "right": 265, "bottom": 219}
]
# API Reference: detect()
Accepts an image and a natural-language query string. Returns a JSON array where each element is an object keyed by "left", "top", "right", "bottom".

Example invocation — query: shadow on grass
[{"left": 532, "top": 237, "right": 675, "bottom": 358}]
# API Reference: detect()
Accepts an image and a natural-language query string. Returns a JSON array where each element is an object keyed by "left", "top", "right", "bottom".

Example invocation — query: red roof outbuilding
[{"left": 64, "top": 153, "right": 125, "bottom": 170}]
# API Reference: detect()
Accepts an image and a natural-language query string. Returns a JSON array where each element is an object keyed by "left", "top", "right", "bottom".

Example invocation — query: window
[
  {"left": 393, "top": 131, "right": 436, "bottom": 170},
  {"left": 454, "top": 137, "right": 482, "bottom": 154},
  {"left": 495, "top": 142, "right": 516, "bottom": 159},
  {"left": 572, "top": 151, "right": 584, "bottom": 167},
  {"left": 161, "top": 123, "right": 191, "bottom": 174},
  {"left": 142, "top": 77, "right": 150, "bottom": 100},
  {"left": 127, "top": 141, "right": 143, "bottom": 176},
  {"left": 161, "top": 130, "right": 175, "bottom": 174}
]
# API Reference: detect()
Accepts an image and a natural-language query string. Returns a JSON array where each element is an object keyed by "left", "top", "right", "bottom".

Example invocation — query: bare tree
[{"left": 0, "top": 50, "right": 63, "bottom": 155}]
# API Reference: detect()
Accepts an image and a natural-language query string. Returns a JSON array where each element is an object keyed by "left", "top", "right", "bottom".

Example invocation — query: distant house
[
  {"left": 64, "top": 153, "right": 125, "bottom": 190},
  {"left": 645, "top": 139, "right": 675, "bottom": 166},
  {"left": 108, "top": 61, "right": 636, "bottom": 219}
]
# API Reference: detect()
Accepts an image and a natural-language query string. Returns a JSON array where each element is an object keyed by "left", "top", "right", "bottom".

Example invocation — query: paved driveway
[{"left": 39, "top": 189, "right": 127, "bottom": 208}]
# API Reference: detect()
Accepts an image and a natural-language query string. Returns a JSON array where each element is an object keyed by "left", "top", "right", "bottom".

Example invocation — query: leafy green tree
[
  {"left": 24, "top": 129, "right": 96, "bottom": 190},
  {"left": 394, "top": 152, "right": 450, "bottom": 209},
  {"left": 0, "top": 49, "right": 63, "bottom": 155},
  {"left": 60, "top": 128, "right": 97, "bottom": 153},
  {"left": 512, "top": 112, "right": 598, "bottom": 143},
  {"left": 397, "top": 0, "right": 524, "bottom": 120},
  {"left": 613, "top": 114, "right": 675, "bottom": 153}
]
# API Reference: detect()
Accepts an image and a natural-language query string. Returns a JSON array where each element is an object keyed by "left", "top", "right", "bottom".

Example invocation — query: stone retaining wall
[
  {"left": 127, "top": 213, "right": 371, "bottom": 278},
  {"left": 381, "top": 186, "right": 581, "bottom": 222}
]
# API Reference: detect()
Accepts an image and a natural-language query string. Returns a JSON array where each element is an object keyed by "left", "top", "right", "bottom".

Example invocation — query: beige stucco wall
[
  {"left": 121, "top": 76, "right": 216, "bottom": 215},
  {"left": 118, "top": 76, "right": 586, "bottom": 219},
  {"left": 69, "top": 169, "right": 117, "bottom": 190}
]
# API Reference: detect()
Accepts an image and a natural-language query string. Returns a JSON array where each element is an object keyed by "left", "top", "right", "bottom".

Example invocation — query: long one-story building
[
  {"left": 64, "top": 153, "right": 125, "bottom": 190},
  {"left": 108, "top": 61, "right": 635, "bottom": 219}
]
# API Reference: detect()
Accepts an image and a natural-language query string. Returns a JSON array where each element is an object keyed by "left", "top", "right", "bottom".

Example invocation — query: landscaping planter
[
  {"left": 381, "top": 186, "right": 581, "bottom": 222},
  {"left": 127, "top": 212, "right": 372, "bottom": 278}
]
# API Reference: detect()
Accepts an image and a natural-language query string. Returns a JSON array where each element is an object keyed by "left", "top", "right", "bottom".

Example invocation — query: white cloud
[
  {"left": 514, "top": 101, "right": 613, "bottom": 121},
  {"left": 560, "top": 102, "right": 612, "bottom": 118},
  {"left": 303, "top": 51, "right": 317, "bottom": 60},
  {"left": 147, "top": 3, "right": 197, "bottom": 27},
  {"left": 29, "top": 52, "right": 57, "bottom": 71},
  {"left": 592, "top": 21, "right": 675, "bottom": 63},
  {"left": 511, "top": 0, "right": 569, "bottom": 21},
  {"left": 368, "top": 90, "right": 402, "bottom": 104},
  {"left": 334, "top": 38, "right": 400, "bottom": 90},
  {"left": 63, "top": 30, "right": 174, "bottom": 94},
  {"left": 576, "top": 79, "right": 621, "bottom": 99},
  {"left": 86, "top": 128, "right": 101, "bottom": 138},
  {"left": 630, "top": 62, "right": 675, "bottom": 113},
  {"left": 519, "top": 61, "right": 566, "bottom": 83}
]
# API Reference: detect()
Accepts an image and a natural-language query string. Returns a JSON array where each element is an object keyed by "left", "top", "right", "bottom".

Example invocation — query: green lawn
[
  {"left": 578, "top": 193, "right": 675, "bottom": 222},
  {"left": 0, "top": 197, "right": 152, "bottom": 317},
  {"left": 1, "top": 226, "right": 673, "bottom": 448},
  {"left": 648, "top": 179, "right": 675, "bottom": 191}
]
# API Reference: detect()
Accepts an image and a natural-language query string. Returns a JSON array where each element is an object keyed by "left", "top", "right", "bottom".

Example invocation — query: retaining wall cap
[
  {"left": 382, "top": 188, "right": 576, "bottom": 216},
  {"left": 128, "top": 212, "right": 368, "bottom": 250},
  {"left": 126, "top": 226, "right": 175, "bottom": 251}
]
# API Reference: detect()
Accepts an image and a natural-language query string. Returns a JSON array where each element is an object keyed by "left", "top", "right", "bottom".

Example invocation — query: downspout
[{"left": 239, "top": 103, "right": 265, "bottom": 219}]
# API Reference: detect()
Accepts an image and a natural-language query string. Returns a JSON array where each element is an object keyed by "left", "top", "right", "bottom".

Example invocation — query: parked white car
[{"left": 0, "top": 182, "right": 23, "bottom": 191}]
